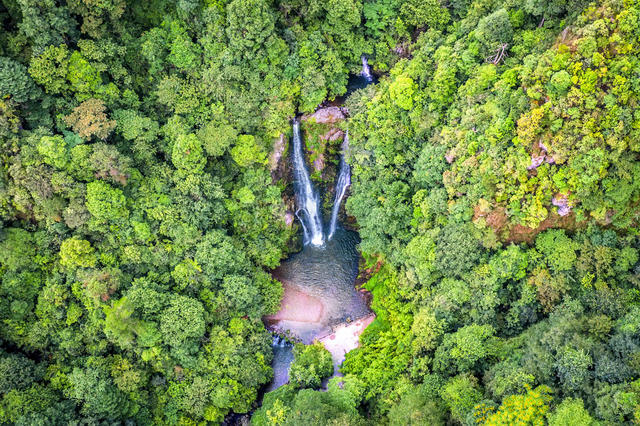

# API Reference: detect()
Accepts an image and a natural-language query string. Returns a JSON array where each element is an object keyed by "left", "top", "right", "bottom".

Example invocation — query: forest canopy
[{"left": 1, "top": 0, "right": 640, "bottom": 424}]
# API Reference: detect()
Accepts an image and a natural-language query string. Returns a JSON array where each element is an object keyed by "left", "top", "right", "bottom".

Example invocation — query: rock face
[
  {"left": 299, "top": 107, "right": 347, "bottom": 179},
  {"left": 283, "top": 211, "right": 294, "bottom": 227},
  {"left": 321, "top": 127, "right": 344, "bottom": 142},
  {"left": 304, "top": 106, "right": 346, "bottom": 124},
  {"left": 269, "top": 134, "right": 286, "bottom": 171},
  {"left": 269, "top": 133, "right": 287, "bottom": 181}
]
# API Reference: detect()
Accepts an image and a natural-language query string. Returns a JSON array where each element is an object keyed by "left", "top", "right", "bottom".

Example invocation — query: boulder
[{"left": 304, "top": 106, "right": 345, "bottom": 124}]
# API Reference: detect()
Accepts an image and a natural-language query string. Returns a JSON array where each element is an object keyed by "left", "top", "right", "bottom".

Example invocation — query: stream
[{"left": 262, "top": 56, "right": 376, "bottom": 393}]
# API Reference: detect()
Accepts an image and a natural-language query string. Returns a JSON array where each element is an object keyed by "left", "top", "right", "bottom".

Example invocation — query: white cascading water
[
  {"left": 292, "top": 119, "right": 325, "bottom": 246},
  {"left": 361, "top": 55, "right": 373, "bottom": 82},
  {"left": 328, "top": 132, "right": 351, "bottom": 240}
]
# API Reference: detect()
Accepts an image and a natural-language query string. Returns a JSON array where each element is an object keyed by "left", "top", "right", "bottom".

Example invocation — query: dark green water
[{"left": 268, "top": 228, "right": 369, "bottom": 341}]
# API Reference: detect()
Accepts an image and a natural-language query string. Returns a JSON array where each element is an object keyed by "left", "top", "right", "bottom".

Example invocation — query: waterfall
[
  {"left": 361, "top": 55, "right": 373, "bottom": 82},
  {"left": 272, "top": 335, "right": 288, "bottom": 348},
  {"left": 292, "top": 120, "right": 325, "bottom": 246},
  {"left": 328, "top": 132, "right": 351, "bottom": 240}
]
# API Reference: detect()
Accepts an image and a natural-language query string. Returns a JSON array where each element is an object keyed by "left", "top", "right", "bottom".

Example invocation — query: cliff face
[
  {"left": 269, "top": 133, "right": 287, "bottom": 182},
  {"left": 299, "top": 107, "right": 349, "bottom": 224},
  {"left": 269, "top": 107, "right": 355, "bottom": 248}
]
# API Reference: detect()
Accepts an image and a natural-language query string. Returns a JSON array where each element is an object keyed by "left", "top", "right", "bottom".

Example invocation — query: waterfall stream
[
  {"left": 292, "top": 119, "right": 325, "bottom": 246},
  {"left": 361, "top": 55, "right": 373, "bottom": 82},
  {"left": 263, "top": 69, "right": 375, "bottom": 396},
  {"left": 328, "top": 132, "right": 351, "bottom": 240}
]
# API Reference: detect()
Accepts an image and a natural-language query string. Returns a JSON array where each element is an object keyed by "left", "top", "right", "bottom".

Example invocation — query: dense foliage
[
  {"left": 341, "top": 0, "right": 640, "bottom": 424},
  {"left": 1, "top": 0, "right": 639, "bottom": 424}
]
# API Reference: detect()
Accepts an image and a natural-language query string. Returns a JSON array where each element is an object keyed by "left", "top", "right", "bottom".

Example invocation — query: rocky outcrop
[
  {"left": 321, "top": 127, "right": 345, "bottom": 142},
  {"left": 303, "top": 106, "right": 346, "bottom": 124},
  {"left": 528, "top": 140, "right": 556, "bottom": 170},
  {"left": 269, "top": 133, "right": 287, "bottom": 182},
  {"left": 312, "top": 155, "right": 325, "bottom": 173},
  {"left": 552, "top": 193, "right": 572, "bottom": 216},
  {"left": 318, "top": 313, "right": 376, "bottom": 370},
  {"left": 527, "top": 154, "right": 546, "bottom": 170}
]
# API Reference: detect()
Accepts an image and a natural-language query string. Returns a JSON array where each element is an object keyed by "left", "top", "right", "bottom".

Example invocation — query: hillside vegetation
[{"left": 1, "top": 0, "right": 639, "bottom": 424}]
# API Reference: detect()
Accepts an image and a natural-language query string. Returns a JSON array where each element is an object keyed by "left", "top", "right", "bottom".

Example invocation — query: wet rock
[{"left": 284, "top": 211, "right": 294, "bottom": 227}]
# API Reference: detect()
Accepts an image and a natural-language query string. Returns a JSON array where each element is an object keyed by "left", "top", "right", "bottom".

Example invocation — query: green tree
[
  {"left": 85, "top": 180, "right": 129, "bottom": 229},
  {"left": 389, "top": 378, "right": 446, "bottom": 425},
  {"left": 37, "top": 135, "right": 68, "bottom": 169},
  {"left": 28, "top": 44, "right": 70, "bottom": 94},
  {"left": 548, "top": 398, "right": 598, "bottom": 426},
  {"left": 400, "top": 0, "right": 449, "bottom": 29},
  {"left": 159, "top": 295, "right": 206, "bottom": 348},
  {"left": 435, "top": 224, "right": 483, "bottom": 278},
  {"left": 440, "top": 374, "right": 482, "bottom": 424},
  {"left": 59, "top": 237, "right": 96, "bottom": 269},
  {"left": 231, "top": 135, "right": 267, "bottom": 167},
  {"left": 434, "top": 324, "right": 496, "bottom": 374},
  {"left": 172, "top": 133, "right": 206, "bottom": 174},
  {"left": 68, "top": 361, "right": 132, "bottom": 419},
  {"left": 389, "top": 74, "right": 417, "bottom": 110},
  {"left": 535, "top": 230, "right": 578, "bottom": 273},
  {"left": 475, "top": 9, "right": 513, "bottom": 52},
  {"left": 0, "top": 57, "right": 40, "bottom": 103},
  {"left": 289, "top": 342, "right": 334, "bottom": 389},
  {"left": 15, "top": 0, "right": 76, "bottom": 53}
]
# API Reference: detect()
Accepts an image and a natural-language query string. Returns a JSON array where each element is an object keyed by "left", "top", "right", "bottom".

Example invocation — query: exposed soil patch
[{"left": 507, "top": 212, "right": 584, "bottom": 244}]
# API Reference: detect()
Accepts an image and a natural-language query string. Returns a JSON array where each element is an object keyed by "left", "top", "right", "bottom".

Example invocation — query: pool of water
[
  {"left": 265, "top": 228, "right": 370, "bottom": 343},
  {"left": 347, "top": 74, "right": 377, "bottom": 93}
]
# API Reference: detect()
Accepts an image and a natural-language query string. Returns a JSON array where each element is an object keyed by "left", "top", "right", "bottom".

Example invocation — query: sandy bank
[
  {"left": 318, "top": 313, "right": 375, "bottom": 368},
  {"left": 264, "top": 284, "right": 325, "bottom": 323}
]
